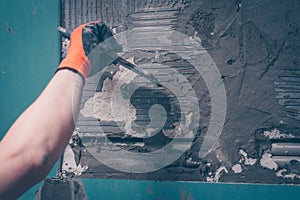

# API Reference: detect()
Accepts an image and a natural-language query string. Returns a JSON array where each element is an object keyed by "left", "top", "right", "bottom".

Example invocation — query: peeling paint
[
  {"left": 232, "top": 164, "right": 243, "bottom": 174},
  {"left": 264, "top": 128, "right": 295, "bottom": 139},
  {"left": 230, "top": 149, "right": 257, "bottom": 174},
  {"left": 239, "top": 149, "right": 257, "bottom": 166},
  {"left": 206, "top": 166, "right": 228, "bottom": 182},
  {"left": 81, "top": 62, "right": 138, "bottom": 136},
  {"left": 276, "top": 169, "right": 300, "bottom": 180},
  {"left": 260, "top": 152, "right": 278, "bottom": 170},
  {"left": 62, "top": 145, "right": 88, "bottom": 176}
]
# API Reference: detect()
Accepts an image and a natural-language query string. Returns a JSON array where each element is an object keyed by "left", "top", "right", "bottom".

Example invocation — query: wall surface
[
  {"left": 0, "top": 0, "right": 60, "bottom": 199},
  {"left": 1, "top": 0, "right": 300, "bottom": 199},
  {"left": 61, "top": 0, "right": 300, "bottom": 185},
  {"left": 82, "top": 179, "right": 300, "bottom": 200}
]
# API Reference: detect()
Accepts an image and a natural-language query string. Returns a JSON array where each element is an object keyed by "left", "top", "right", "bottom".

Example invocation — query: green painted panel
[
  {"left": 0, "top": 0, "right": 60, "bottom": 137},
  {"left": 0, "top": 0, "right": 60, "bottom": 199},
  {"left": 83, "top": 179, "right": 300, "bottom": 200}
]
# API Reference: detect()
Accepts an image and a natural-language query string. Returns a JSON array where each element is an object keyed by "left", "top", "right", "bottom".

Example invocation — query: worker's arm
[
  {"left": 0, "top": 21, "right": 121, "bottom": 199},
  {"left": 0, "top": 70, "right": 83, "bottom": 199}
]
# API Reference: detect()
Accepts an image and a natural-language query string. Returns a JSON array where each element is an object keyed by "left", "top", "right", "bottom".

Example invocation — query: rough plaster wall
[
  {"left": 81, "top": 65, "right": 138, "bottom": 135},
  {"left": 60, "top": 0, "right": 300, "bottom": 184}
]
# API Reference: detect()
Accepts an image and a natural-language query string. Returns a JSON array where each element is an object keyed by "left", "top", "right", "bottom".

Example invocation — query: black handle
[{"left": 57, "top": 26, "right": 162, "bottom": 87}]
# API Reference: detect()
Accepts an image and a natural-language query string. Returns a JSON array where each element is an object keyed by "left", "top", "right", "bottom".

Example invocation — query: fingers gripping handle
[
  {"left": 57, "top": 26, "right": 161, "bottom": 86},
  {"left": 57, "top": 24, "right": 92, "bottom": 78}
]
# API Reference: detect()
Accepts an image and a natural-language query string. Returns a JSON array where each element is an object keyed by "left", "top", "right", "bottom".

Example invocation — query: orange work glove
[{"left": 57, "top": 21, "right": 122, "bottom": 78}]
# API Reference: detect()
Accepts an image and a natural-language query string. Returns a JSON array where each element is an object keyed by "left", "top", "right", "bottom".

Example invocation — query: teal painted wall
[
  {"left": 0, "top": 0, "right": 60, "bottom": 136},
  {"left": 0, "top": 1, "right": 299, "bottom": 200},
  {"left": 82, "top": 179, "right": 300, "bottom": 200},
  {"left": 0, "top": 0, "right": 60, "bottom": 199}
]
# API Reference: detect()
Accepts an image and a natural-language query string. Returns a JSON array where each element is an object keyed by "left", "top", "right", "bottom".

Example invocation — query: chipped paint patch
[
  {"left": 206, "top": 166, "right": 228, "bottom": 182},
  {"left": 260, "top": 152, "right": 278, "bottom": 170},
  {"left": 5, "top": 22, "right": 16, "bottom": 34},
  {"left": 276, "top": 169, "right": 300, "bottom": 179},
  {"left": 230, "top": 149, "right": 256, "bottom": 174},
  {"left": 232, "top": 164, "right": 243, "bottom": 174},
  {"left": 239, "top": 149, "right": 257, "bottom": 166},
  {"left": 81, "top": 63, "right": 138, "bottom": 135},
  {"left": 264, "top": 128, "right": 294, "bottom": 139},
  {"left": 62, "top": 145, "right": 88, "bottom": 176}
]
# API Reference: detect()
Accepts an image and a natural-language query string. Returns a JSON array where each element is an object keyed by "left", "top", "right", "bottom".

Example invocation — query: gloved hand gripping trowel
[{"left": 58, "top": 26, "right": 161, "bottom": 87}]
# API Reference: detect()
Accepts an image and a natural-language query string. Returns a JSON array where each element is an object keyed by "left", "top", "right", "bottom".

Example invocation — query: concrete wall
[
  {"left": 60, "top": 0, "right": 300, "bottom": 185},
  {"left": 1, "top": 0, "right": 300, "bottom": 199}
]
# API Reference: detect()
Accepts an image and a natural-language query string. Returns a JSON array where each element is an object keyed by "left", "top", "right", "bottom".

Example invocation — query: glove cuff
[
  {"left": 58, "top": 24, "right": 91, "bottom": 78},
  {"left": 58, "top": 53, "right": 91, "bottom": 78},
  {"left": 55, "top": 67, "right": 86, "bottom": 83}
]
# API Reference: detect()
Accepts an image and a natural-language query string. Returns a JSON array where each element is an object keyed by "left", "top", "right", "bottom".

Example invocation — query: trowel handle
[
  {"left": 57, "top": 26, "right": 71, "bottom": 39},
  {"left": 57, "top": 26, "right": 161, "bottom": 87}
]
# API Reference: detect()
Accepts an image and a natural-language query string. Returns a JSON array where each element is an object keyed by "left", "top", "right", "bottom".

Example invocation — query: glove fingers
[
  {"left": 59, "top": 21, "right": 122, "bottom": 78},
  {"left": 95, "top": 22, "right": 113, "bottom": 41},
  {"left": 82, "top": 21, "right": 122, "bottom": 56},
  {"left": 82, "top": 23, "right": 101, "bottom": 55},
  {"left": 96, "top": 22, "right": 122, "bottom": 52}
]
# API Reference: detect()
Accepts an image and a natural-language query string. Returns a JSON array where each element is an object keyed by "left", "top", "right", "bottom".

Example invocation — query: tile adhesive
[{"left": 59, "top": 0, "right": 300, "bottom": 184}]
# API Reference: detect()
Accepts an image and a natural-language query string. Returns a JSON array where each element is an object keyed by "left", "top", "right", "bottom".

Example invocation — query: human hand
[{"left": 58, "top": 21, "right": 122, "bottom": 78}]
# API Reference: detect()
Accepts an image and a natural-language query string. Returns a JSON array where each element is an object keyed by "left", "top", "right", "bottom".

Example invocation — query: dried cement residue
[
  {"left": 62, "top": 145, "right": 88, "bottom": 176},
  {"left": 230, "top": 149, "right": 257, "bottom": 174},
  {"left": 239, "top": 149, "right": 257, "bottom": 166},
  {"left": 276, "top": 169, "right": 300, "bottom": 180},
  {"left": 263, "top": 128, "right": 294, "bottom": 139},
  {"left": 81, "top": 62, "right": 138, "bottom": 135},
  {"left": 260, "top": 152, "right": 278, "bottom": 170},
  {"left": 232, "top": 164, "right": 243, "bottom": 174},
  {"left": 206, "top": 166, "right": 228, "bottom": 182}
]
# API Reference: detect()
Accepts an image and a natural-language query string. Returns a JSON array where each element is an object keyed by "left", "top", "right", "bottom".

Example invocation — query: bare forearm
[
  {"left": 0, "top": 20, "right": 116, "bottom": 199},
  {"left": 0, "top": 70, "right": 84, "bottom": 198}
]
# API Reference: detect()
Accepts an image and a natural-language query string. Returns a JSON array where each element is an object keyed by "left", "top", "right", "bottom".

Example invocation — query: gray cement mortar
[{"left": 59, "top": 0, "right": 300, "bottom": 184}]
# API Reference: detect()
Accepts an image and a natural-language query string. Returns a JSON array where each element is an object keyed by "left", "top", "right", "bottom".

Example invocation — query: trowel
[{"left": 57, "top": 26, "right": 161, "bottom": 87}]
